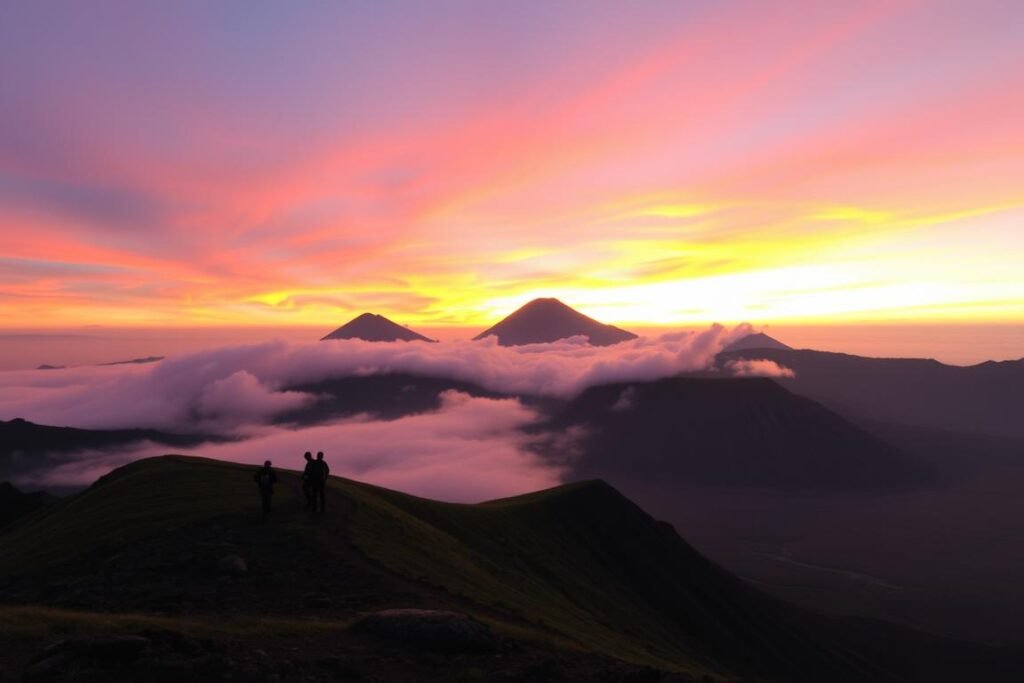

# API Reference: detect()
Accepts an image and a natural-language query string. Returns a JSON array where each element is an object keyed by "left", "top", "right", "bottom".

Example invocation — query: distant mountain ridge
[
  {"left": 473, "top": 298, "right": 637, "bottom": 346},
  {"left": 0, "top": 418, "right": 220, "bottom": 488},
  {"left": 0, "top": 482, "right": 55, "bottom": 529},
  {"left": 543, "top": 376, "right": 931, "bottom": 491},
  {"left": 717, "top": 347, "right": 1024, "bottom": 439},
  {"left": 321, "top": 313, "right": 434, "bottom": 342}
]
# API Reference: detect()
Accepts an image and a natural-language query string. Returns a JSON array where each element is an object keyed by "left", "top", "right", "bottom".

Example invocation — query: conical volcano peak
[
  {"left": 520, "top": 297, "right": 573, "bottom": 310},
  {"left": 321, "top": 313, "right": 434, "bottom": 342},
  {"left": 473, "top": 298, "right": 637, "bottom": 347},
  {"left": 722, "top": 332, "right": 792, "bottom": 353}
]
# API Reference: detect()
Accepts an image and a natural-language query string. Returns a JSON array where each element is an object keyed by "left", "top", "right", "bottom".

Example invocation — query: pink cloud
[
  {"left": 0, "top": 324, "right": 752, "bottom": 431},
  {"left": 19, "top": 392, "right": 560, "bottom": 503},
  {"left": 2, "top": 3, "right": 1022, "bottom": 326},
  {"left": 725, "top": 358, "right": 796, "bottom": 378}
]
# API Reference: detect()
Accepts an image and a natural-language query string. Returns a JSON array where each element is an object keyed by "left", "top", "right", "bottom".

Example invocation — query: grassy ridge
[
  {"left": 334, "top": 477, "right": 873, "bottom": 680},
  {"left": 0, "top": 457, "right": 273, "bottom": 575},
  {"left": 337, "top": 479, "right": 708, "bottom": 673},
  {"left": 1, "top": 456, "right": 878, "bottom": 681}
]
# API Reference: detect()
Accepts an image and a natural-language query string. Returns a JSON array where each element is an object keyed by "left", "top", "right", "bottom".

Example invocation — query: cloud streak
[
  {"left": 0, "top": 325, "right": 752, "bottom": 432},
  {"left": 14, "top": 392, "right": 561, "bottom": 503},
  {"left": 724, "top": 358, "right": 796, "bottom": 378}
]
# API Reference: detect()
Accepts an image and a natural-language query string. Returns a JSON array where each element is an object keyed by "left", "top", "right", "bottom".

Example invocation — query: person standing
[
  {"left": 311, "top": 451, "right": 330, "bottom": 513},
  {"left": 301, "top": 451, "right": 315, "bottom": 510},
  {"left": 253, "top": 460, "right": 278, "bottom": 514}
]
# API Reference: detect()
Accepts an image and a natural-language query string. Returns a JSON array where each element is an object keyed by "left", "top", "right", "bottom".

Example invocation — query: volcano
[
  {"left": 473, "top": 298, "right": 637, "bottom": 346},
  {"left": 722, "top": 332, "right": 792, "bottom": 352},
  {"left": 321, "top": 313, "right": 434, "bottom": 342}
]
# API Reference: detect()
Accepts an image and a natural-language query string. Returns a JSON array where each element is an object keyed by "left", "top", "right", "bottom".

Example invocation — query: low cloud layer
[
  {"left": 0, "top": 324, "right": 753, "bottom": 432},
  {"left": 724, "top": 358, "right": 796, "bottom": 378},
  {"left": 16, "top": 392, "right": 560, "bottom": 503},
  {"left": 1, "top": 324, "right": 759, "bottom": 500}
]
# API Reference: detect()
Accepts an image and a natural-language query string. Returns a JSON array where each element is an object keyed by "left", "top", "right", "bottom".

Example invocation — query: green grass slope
[
  {"left": 3, "top": 456, "right": 1019, "bottom": 682},
  {"left": 0, "top": 457, "right": 264, "bottom": 576},
  {"left": 337, "top": 476, "right": 879, "bottom": 680}
]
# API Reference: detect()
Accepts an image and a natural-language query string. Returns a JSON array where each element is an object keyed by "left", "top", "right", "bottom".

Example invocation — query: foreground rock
[
  {"left": 22, "top": 631, "right": 235, "bottom": 682},
  {"left": 353, "top": 608, "right": 501, "bottom": 653}
]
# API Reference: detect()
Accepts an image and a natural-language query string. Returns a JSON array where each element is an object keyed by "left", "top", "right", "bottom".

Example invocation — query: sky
[{"left": 1, "top": 0, "right": 1023, "bottom": 329}]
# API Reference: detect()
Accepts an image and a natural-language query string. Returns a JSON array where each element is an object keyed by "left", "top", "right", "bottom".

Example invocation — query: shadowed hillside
[
  {"left": 1, "top": 456, "right": 1019, "bottom": 682},
  {"left": 0, "top": 483, "right": 54, "bottom": 530},
  {"left": 717, "top": 348, "right": 1024, "bottom": 438},
  {"left": 545, "top": 377, "right": 932, "bottom": 491},
  {"left": 278, "top": 372, "right": 509, "bottom": 425},
  {"left": 0, "top": 418, "right": 221, "bottom": 488}
]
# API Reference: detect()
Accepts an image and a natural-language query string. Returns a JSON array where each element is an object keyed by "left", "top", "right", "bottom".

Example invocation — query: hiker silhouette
[
  {"left": 253, "top": 460, "right": 278, "bottom": 513},
  {"left": 310, "top": 451, "right": 329, "bottom": 513},
  {"left": 301, "top": 451, "right": 315, "bottom": 510}
]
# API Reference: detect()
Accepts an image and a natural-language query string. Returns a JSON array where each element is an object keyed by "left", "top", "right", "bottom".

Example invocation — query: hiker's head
[
  {"left": 316, "top": 451, "right": 324, "bottom": 460},
  {"left": 264, "top": 460, "right": 272, "bottom": 468},
  {"left": 304, "top": 451, "right": 312, "bottom": 461}
]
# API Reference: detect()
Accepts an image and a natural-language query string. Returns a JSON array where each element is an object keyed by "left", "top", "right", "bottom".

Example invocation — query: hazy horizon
[{"left": 1, "top": 321, "right": 1021, "bottom": 371}]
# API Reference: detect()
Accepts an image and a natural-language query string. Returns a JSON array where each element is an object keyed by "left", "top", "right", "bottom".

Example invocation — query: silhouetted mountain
[
  {"left": 0, "top": 418, "right": 221, "bottom": 484},
  {"left": 717, "top": 348, "right": 1024, "bottom": 438},
  {"left": 35, "top": 357, "right": 163, "bottom": 371},
  {"left": 321, "top": 313, "right": 434, "bottom": 342},
  {"left": 98, "top": 356, "right": 165, "bottom": 366},
  {"left": 543, "top": 377, "right": 930, "bottom": 491},
  {"left": 473, "top": 298, "right": 637, "bottom": 346},
  {"left": 279, "top": 373, "right": 512, "bottom": 425},
  {"left": 723, "top": 332, "right": 792, "bottom": 352},
  {"left": 3, "top": 456, "right": 1018, "bottom": 681},
  {"left": 0, "top": 482, "right": 55, "bottom": 529},
  {"left": 619, "top": 420, "right": 1024, "bottom": 647}
]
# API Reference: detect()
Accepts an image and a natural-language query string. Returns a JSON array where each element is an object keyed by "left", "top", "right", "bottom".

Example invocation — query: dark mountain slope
[
  {"left": 473, "top": 298, "right": 637, "bottom": 346},
  {"left": 0, "top": 482, "right": 54, "bottom": 530},
  {"left": 279, "top": 372, "right": 508, "bottom": 425},
  {"left": 321, "top": 312, "right": 434, "bottom": 342},
  {"left": 0, "top": 418, "right": 212, "bottom": 456},
  {"left": 3, "top": 456, "right": 1019, "bottom": 681},
  {"left": 0, "top": 418, "right": 219, "bottom": 486},
  {"left": 1, "top": 456, "right": 852, "bottom": 681},
  {"left": 345, "top": 476, "right": 889, "bottom": 681},
  {"left": 717, "top": 348, "right": 1024, "bottom": 438},
  {"left": 544, "top": 377, "right": 931, "bottom": 491}
]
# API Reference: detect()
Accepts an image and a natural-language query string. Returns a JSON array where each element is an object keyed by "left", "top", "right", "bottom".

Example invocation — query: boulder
[{"left": 352, "top": 608, "right": 500, "bottom": 653}]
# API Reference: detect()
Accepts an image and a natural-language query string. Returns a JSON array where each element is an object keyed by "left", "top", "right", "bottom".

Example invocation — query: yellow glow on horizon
[
  {"left": 249, "top": 291, "right": 293, "bottom": 307},
  {"left": 2, "top": 199, "right": 1021, "bottom": 330},
  {"left": 4, "top": 3, "right": 1024, "bottom": 336},
  {"left": 480, "top": 262, "right": 1024, "bottom": 327},
  {"left": 811, "top": 206, "right": 893, "bottom": 224}
]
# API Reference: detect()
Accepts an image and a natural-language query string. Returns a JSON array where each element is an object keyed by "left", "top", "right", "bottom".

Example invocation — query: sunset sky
[{"left": 1, "top": 1, "right": 1022, "bottom": 328}]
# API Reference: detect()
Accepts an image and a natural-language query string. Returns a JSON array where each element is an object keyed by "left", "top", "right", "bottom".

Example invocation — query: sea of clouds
[{"left": 0, "top": 324, "right": 794, "bottom": 500}]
